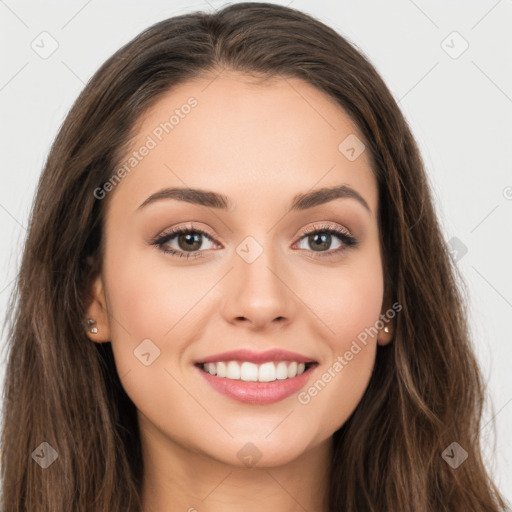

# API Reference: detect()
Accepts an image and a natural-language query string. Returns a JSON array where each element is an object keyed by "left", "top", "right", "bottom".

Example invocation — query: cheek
[
  {"left": 101, "top": 245, "right": 204, "bottom": 423},
  {"left": 296, "top": 248, "right": 384, "bottom": 348},
  {"left": 297, "top": 275, "right": 380, "bottom": 438},
  {"left": 294, "top": 249, "right": 383, "bottom": 432},
  {"left": 102, "top": 239, "right": 219, "bottom": 389},
  {"left": 330, "top": 269, "right": 383, "bottom": 346},
  {"left": 103, "top": 240, "right": 202, "bottom": 339}
]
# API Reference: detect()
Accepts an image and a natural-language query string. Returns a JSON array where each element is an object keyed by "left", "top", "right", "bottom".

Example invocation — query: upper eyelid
[{"left": 300, "top": 223, "right": 352, "bottom": 236}]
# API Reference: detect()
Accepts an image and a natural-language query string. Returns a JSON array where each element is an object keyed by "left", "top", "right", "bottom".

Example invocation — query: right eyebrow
[{"left": 137, "top": 187, "right": 232, "bottom": 210}]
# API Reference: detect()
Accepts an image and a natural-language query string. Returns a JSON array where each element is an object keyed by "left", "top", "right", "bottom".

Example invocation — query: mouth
[
  {"left": 194, "top": 348, "right": 318, "bottom": 385},
  {"left": 194, "top": 352, "right": 319, "bottom": 404}
]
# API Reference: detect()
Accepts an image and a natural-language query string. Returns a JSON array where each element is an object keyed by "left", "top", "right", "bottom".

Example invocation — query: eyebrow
[{"left": 137, "top": 184, "right": 371, "bottom": 214}]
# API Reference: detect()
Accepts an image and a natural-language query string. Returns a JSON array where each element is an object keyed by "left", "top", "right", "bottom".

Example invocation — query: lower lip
[{"left": 195, "top": 364, "right": 318, "bottom": 404}]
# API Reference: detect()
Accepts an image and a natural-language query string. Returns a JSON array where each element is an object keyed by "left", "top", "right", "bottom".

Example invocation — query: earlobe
[
  {"left": 377, "top": 294, "right": 395, "bottom": 346},
  {"left": 378, "top": 280, "right": 396, "bottom": 345},
  {"left": 84, "top": 274, "right": 111, "bottom": 343},
  {"left": 377, "top": 323, "right": 394, "bottom": 346}
]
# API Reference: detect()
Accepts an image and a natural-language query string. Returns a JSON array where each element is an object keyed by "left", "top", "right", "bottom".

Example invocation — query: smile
[
  {"left": 198, "top": 360, "right": 316, "bottom": 382},
  {"left": 194, "top": 349, "right": 319, "bottom": 404}
]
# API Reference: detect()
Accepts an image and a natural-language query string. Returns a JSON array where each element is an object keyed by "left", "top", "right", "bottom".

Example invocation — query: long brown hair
[{"left": 1, "top": 3, "right": 508, "bottom": 510}]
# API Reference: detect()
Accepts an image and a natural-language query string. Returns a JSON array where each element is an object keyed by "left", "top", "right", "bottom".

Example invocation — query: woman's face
[{"left": 87, "top": 70, "right": 391, "bottom": 468}]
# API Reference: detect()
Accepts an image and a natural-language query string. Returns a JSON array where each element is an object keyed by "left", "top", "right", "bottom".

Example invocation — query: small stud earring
[
  {"left": 384, "top": 326, "right": 390, "bottom": 334},
  {"left": 87, "top": 318, "right": 98, "bottom": 334}
]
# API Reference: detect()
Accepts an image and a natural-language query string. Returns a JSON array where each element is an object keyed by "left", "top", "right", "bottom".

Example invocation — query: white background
[{"left": 0, "top": 0, "right": 511, "bottom": 504}]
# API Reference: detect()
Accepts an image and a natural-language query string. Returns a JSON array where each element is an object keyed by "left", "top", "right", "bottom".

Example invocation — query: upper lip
[{"left": 195, "top": 349, "right": 317, "bottom": 365}]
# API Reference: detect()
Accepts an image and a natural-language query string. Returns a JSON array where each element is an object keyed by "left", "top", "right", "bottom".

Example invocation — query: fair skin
[{"left": 86, "top": 70, "right": 394, "bottom": 512}]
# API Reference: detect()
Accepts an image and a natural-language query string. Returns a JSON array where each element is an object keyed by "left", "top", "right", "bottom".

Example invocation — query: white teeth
[
  {"left": 216, "top": 361, "right": 227, "bottom": 377},
  {"left": 258, "top": 362, "right": 276, "bottom": 382},
  {"left": 276, "top": 361, "right": 288, "bottom": 380},
  {"left": 240, "top": 362, "right": 258, "bottom": 382},
  {"left": 200, "top": 360, "right": 311, "bottom": 382},
  {"left": 287, "top": 361, "right": 297, "bottom": 378},
  {"left": 226, "top": 361, "right": 241, "bottom": 379}
]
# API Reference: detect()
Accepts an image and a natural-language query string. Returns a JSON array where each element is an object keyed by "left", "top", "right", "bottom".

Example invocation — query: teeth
[
  {"left": 240, "top": 362, "right": 258, "bottom": 382},
  {"left": 258, "top": 362, "right": 276, "bottom": 382},
  {"left": 226, "top": 361, "right": 241, "bottom": 379},
  {"left": 200, "top": 360, "right": 309, "bottom": 382},
  {"left": 276, "top": 361, "right": 288, "bottom": 380},
  {"left": 216, "top": 361, "right": 227, "bottom": 377}
]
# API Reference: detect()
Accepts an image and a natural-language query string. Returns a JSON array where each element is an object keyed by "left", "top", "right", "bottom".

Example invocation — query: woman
[{"left": 0, "top": 2, "right": 507, "bottom": 511}]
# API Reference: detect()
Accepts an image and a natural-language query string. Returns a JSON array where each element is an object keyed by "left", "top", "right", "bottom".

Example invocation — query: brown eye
[
  {"left": 295, "top": 224, "right": 358, "bottom": 257},
  {"left": 152, "top": 227, "right": 217, "bottom": 259}
]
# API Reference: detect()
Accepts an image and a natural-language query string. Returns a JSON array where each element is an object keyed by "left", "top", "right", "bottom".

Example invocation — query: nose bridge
[{"left": 224, "top": 232, "right": 293, "bottom": 325}]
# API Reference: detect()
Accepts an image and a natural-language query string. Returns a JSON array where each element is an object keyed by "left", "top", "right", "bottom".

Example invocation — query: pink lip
[
  {"left": 195, "top": 348, "right": 316, "bottom": 365},
  {"left": 195, "top": 363, "right": 318, "bottom": 404}
]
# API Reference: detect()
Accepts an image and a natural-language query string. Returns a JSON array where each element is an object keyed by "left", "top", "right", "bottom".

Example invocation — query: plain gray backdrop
[{"left": 0, "top": 0, "right": 511, "bottom": 503}]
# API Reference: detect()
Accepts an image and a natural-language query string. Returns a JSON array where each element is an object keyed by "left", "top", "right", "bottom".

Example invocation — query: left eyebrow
[
  {"left": 290, "top": 185, "right": 371, "bottom": 215},
  {"left": 137, "top": 184, "right": 371, "bottom": 215}
]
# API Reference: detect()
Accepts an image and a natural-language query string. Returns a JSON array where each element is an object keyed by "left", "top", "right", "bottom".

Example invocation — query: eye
[
  {"left": 294, "top": 223, "right": 358, "bottom": 259},
  {"left": 150, "top": 225, "right": 217, "bottom": 260}
]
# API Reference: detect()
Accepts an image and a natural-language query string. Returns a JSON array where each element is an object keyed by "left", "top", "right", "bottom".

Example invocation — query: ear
[{"left": 84, "top": 272, "right": 111, "bottom": 343}]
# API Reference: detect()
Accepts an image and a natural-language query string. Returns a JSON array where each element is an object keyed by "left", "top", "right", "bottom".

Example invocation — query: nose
[{"left": 220, "top": 243, "right": 295, "bottom": 331}]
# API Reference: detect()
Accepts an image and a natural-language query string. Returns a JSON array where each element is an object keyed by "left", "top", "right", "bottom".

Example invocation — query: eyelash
[{"left": 150, "top": 223, "right": 359, "bottom": 260}]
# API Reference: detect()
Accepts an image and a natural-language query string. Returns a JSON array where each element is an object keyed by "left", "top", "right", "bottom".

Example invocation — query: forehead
[{"left": 108, "top": 70, "right": 378, "bottom": 216}]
